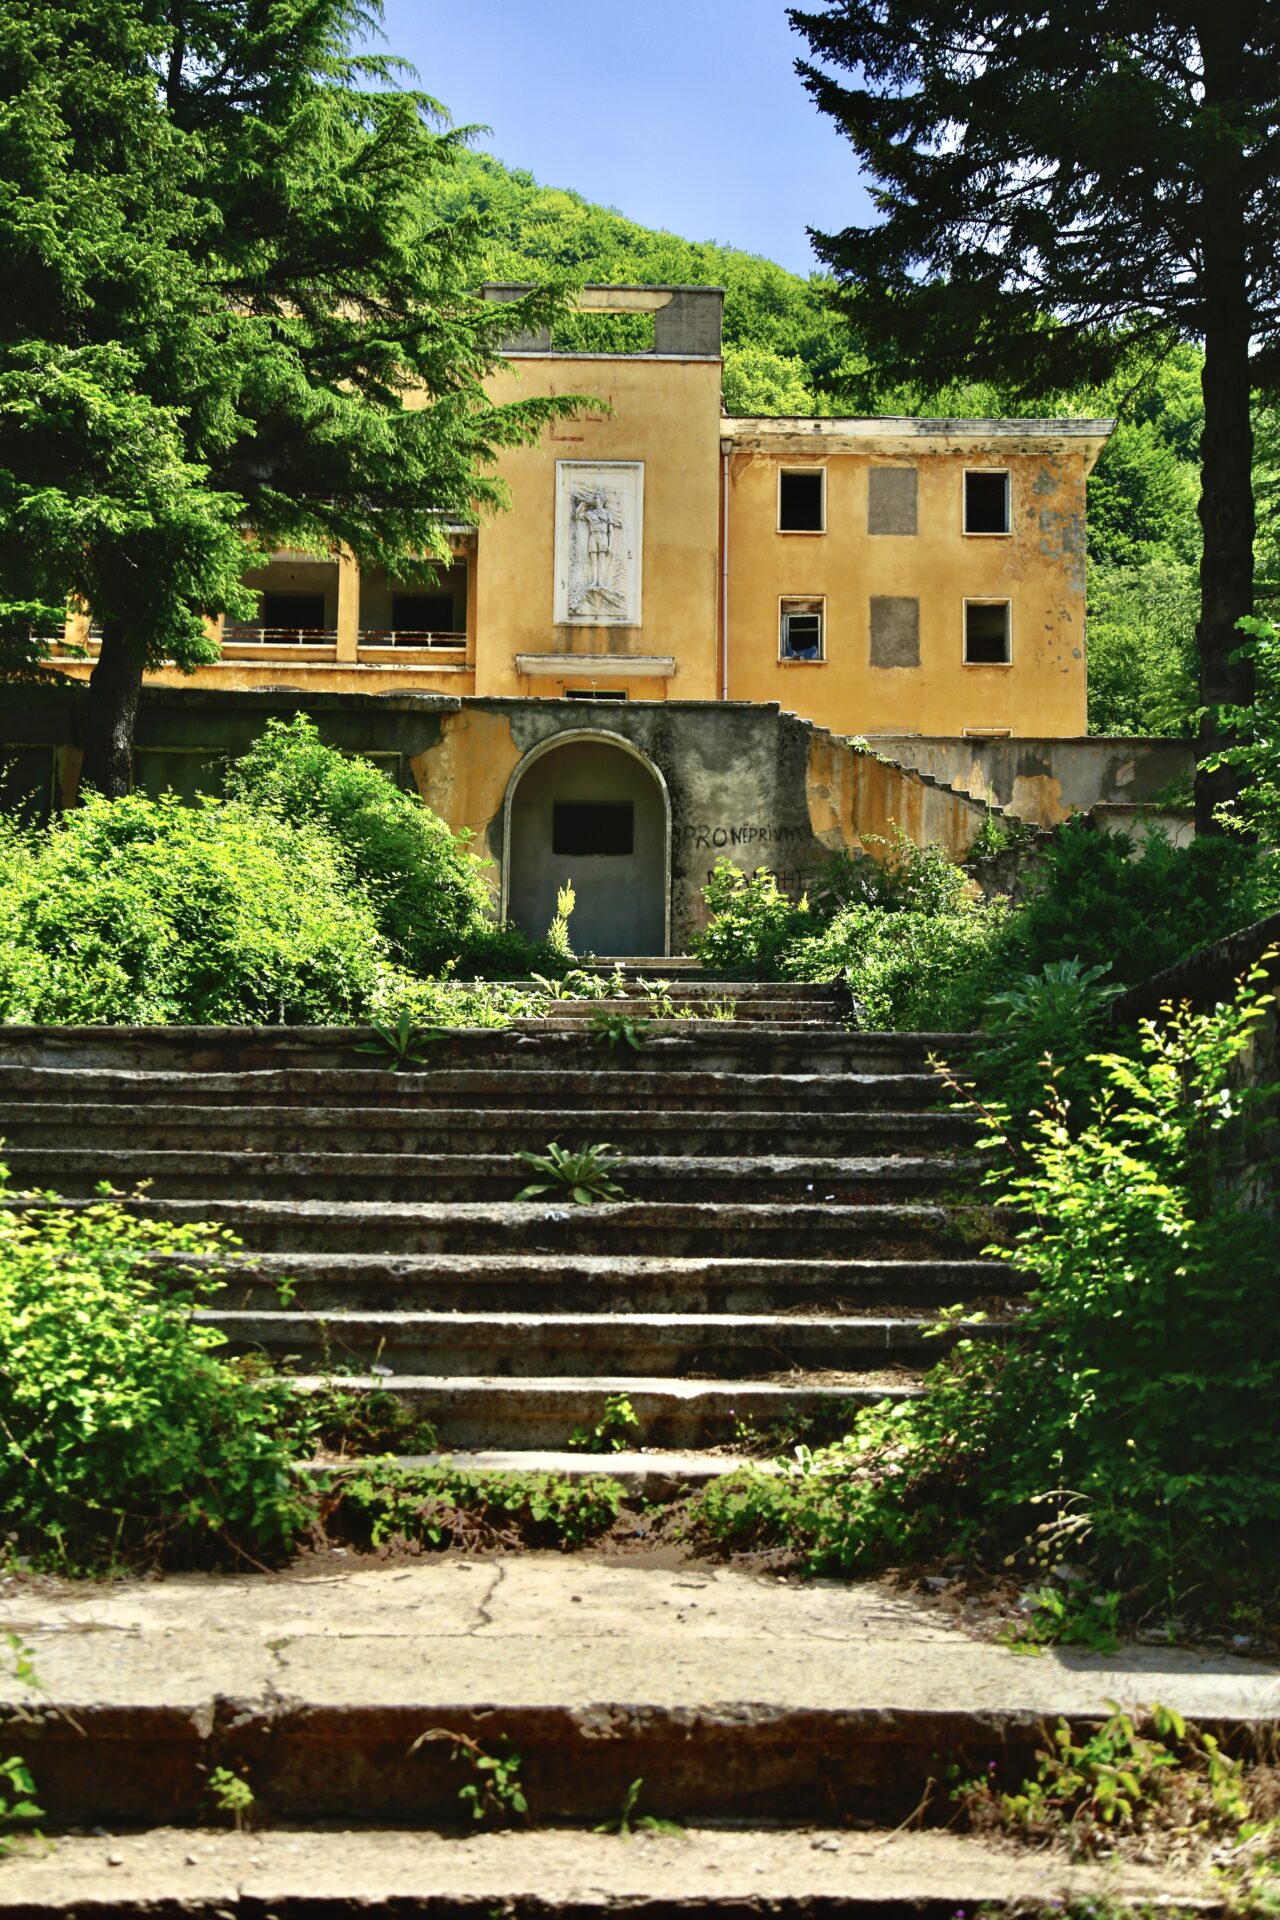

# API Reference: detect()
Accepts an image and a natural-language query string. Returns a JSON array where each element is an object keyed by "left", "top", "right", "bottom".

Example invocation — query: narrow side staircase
[{"left": 0, "top": 978, "right": 1011, "bottom": 1480}]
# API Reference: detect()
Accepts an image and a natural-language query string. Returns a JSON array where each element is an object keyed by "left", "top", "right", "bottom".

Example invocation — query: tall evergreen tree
[
  {"left": 0, "top": 2, "right": 572, "bottom": 794},
  {"left": 789, "top": 0, "right": 1280, "bottom": 830}
]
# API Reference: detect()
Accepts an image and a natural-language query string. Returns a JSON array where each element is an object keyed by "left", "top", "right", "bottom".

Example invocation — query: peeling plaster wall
[{"left": 871, "top": 734, "right": 1195, "bottom": 825}]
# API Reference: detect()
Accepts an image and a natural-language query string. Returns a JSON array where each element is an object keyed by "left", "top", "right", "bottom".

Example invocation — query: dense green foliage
[
  {"left": 693, "top": 820, "right": 1276, "bottom": 1031},
  {"left": 0, "top": 792, "right": 386, "bottom": 1024},
  {"left": 325, "top": 1462, "right": 624, "bottom": 1552},
  {"left": 0, "top": 1181, "right": 307, "bottom": 1565},
  {"left": 225, "top": 716, "right": 494, "bottom": 976},
  {"left": 697, "top": 974, "right": 1280, "bottom": 1618},
  {"left": 0, "top": 3, "right": 577, "bottom": 788},
  {"left": 0, "top": 721, "right": 552, "bottom": 1024}
]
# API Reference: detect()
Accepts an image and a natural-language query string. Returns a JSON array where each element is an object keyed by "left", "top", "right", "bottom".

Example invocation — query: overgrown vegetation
[
  {"left": 324, "top": 1463, "right": 624, "bottom": 1553},
  {"left": 694, "top": 969, "right": 1280, "bottom": 1634},
  {"left": 0, "top": 719, "right": 557, "bottom": 1026},
  {"left": 0, "top": 1177, "right": 308, "bottom": 1568}
]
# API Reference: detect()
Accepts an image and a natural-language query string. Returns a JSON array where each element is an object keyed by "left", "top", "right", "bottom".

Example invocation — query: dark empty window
[
  {"left": 392, "top": 592, "right": 454, "bottom": 633},
  {"left": 964, "top": 470, "right": 1011, "bottom": 534},
  {"left": 964, "top": 601, "right": 1011, "bottom": 664},
  {"left": 260, "top": 592, "right": 326, "bottom": 634},
  {"left": 553, "top": 802, "right": 634, "bottom": 856},
  {"left": 778, "top": 470, "right": 825, "bottom": 533},
  {"left": 564, "top": 689, "right": 628, "bottom": 701}
]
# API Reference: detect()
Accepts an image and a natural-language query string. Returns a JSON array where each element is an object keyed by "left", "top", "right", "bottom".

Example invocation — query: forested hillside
[{"left": 425, "top": 152, "right": 1277, "bottom": 738}]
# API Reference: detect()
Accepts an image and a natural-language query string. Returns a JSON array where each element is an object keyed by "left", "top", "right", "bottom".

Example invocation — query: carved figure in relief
[{"left": 568, "top": 486, "right": 626, "bottom": 616}]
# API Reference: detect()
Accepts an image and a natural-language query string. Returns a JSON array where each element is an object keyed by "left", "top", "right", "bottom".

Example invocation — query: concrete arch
[{"left": 502, "top": 730, "right": 671, "bottom": 957}]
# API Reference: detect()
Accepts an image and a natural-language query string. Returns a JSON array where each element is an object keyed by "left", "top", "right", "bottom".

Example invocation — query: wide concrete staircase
[
  {"left": 0, "top": 984, "right": 1264, "bottom": 1916},
  {"left": 0, "top": 979, "right": 1009, "bottom": 1476}
]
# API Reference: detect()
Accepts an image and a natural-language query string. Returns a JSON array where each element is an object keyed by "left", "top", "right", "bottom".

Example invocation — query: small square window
[
  {"left": 780, "top": 597, "right": 824, "bottom": 661},
  {"left": 778, "top": 470, "right": 825, "bottom": 533},
  {"left": 964, "top": 601, "right": 1012, "bottom": 664},
  {"left": 552, "top": 802, "right": 634, "bottom": 856},
  {"left": 964, "top": 470, "right": 1011, "bottom": 534}
]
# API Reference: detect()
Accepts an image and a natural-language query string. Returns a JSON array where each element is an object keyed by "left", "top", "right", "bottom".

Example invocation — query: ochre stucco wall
[
  {"left": 724, "top": 444, "right": 1088, "bottom": 738},
  {"left": 468, "top": 354, "right": 724, "bottom": 701}
]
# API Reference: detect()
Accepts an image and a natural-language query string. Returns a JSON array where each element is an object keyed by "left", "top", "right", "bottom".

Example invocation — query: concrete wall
[
  {"left": 0, "top": 683, "right": 995, "bottom": 950},
  {"left": 871, "top": 733, "right": 1195, "bottom": 827}
]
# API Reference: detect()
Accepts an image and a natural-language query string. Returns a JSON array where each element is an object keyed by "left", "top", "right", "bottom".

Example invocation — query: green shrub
[
  {"left": 973, "top": 957, "right": 1119, "bottom": 1116},
  {"left": 325, "top": 1462, "right": 624, "bottom": 1551},
  {"left": 1006, "top": 819, "right": 1275, "bottom": 988},
  {"left": 810, "top": 827, "right": 977, "bottom": 917},
  {"left": 0, "top": 1181, "right": 309, "bottom": 1566},
  {"left": 225, "top": 714, "right": 495, "bottom": 974},
  {"left": 691, "top": 861, "right": 816, "bottom": 978},
  {"left": 695, "top": 967, "right": 1280, "bottom": 1620},
  {"left": 0, "top": 793, "right": 385, "bottom": 1024},
  {"left": 786, "top": 900, "right": 1009, "bottom": 1029}
]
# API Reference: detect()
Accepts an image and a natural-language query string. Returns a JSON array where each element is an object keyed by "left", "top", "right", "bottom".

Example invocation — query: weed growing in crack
[
  {"left": 568, "top": 1394, "right": 640, "bottom": 1454},
  {"left": 515, "top": 1142, "right": 628, "bottom": 1206},
  {"left": 207, "top": 1765, "right": 255, "bottom": 1832},
  {"left": 594, "top": 1777, "right": 685, "bottom": 1838},
  {"left": 412, "top": 1731, "right": 528, "bottom": 1826}
]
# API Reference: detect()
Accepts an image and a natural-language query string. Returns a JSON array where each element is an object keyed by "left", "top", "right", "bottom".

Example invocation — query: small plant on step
[
  {"left": 591, "top": 1007, "right": 650, "bottom": 1050},
  {"left": 952, "top": 1703, "right": 1253, "bottom": 1860},
  {"left": 412, "top": 1730, "right": 528, "bottom": 1827},
  {"left": 353, "top": 1009, "right": 438, "bottom": 1071},
  {"left": 207, "top": 1764, "right": 256, "bottom": 1832},
  {"left": 546, "top": 880, "right": 577, "bottom": 961},
  {"left": 515, "top": 1142, "right": 628, "bottom": 1206},
  {"left": 594, "top": 1777, "right": 685, "bottom": 1838},
  {"left": 568, "top": 1392, "right": 640, "bottom": 1453},
  {"left": 0, "top": 1639, "right": 41, "bottom": 1856}
]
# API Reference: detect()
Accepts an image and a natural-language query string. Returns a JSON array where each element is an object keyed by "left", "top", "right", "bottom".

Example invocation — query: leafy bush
[
  {"left": 787, "top": 900, "right": 1009, "bottom": 1030},
  {"left": 691, "top": 861, "right": 816, "bottom": 978},
  {"left": 973, "top": 958, "right": 1119, "bottom": 1117},
  {"left": 1006, "top": 818, "right": 1275, "bottom": 988},
  {"left": 0, "top": 1181, "right": 308, "bottom": 1566},
  {"left": 0, "top": 794, "right": 385, "bottom": 1024},
  {"left": 225, "top": 715, "right": 496, "bottom": 975},
  {"left": 695, "top": 968, "right": 1280, "bottom": 1621},
  {"left": 811, "top": 828, "right": 978, "bottom": 918}
]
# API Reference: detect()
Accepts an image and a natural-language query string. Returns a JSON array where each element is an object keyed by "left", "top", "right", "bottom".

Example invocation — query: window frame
[
  {"left": 776, "top": 466, "right": 827, "bottom": 536},
  {"left": 962, "top": 597, "right": 1013, "bottom": 668},
  {"left": 962, "top": 467, "right": 1012, "bottom": 537},
  {"left": 778, "top": 595, "right": 826, "bottom": 664}
]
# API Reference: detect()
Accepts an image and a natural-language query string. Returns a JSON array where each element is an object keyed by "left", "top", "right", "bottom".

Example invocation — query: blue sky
[{"left": 375, "top": 0, "right": 874, "bottom": 277}]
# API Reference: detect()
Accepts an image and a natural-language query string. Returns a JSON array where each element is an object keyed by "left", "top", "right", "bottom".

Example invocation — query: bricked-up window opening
[
  {"left": 780, "top": 598, "right": 824, "bottom": 661},
  {"left": 392, "top": 592, "right": 454, "bottom": 632},
  {"left": 553, "top": 802, "right": 635, "bottom": 857},
  {"left": 778, "top": 470, "right": 825, "bottom": 533},
  {"left": 964, "top": 470, "right": 1011, "bottom": 534},
  {"left": 964, "top": 601, "right": 1012, "bottom": 664},
  {"left": 260, "top": 592, "right": 327, "bottom": 632}
]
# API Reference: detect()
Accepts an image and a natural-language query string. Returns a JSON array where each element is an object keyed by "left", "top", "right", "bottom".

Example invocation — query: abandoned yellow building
[
  {"left": 50, "top": 285, "right": 1108, "bottom": 742},
  {"left": 16, "top": 285, "right": 1196, "bottom": 955}
]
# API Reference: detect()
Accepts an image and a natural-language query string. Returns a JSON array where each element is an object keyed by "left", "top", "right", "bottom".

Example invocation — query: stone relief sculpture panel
[{"left": 554, "top": 461, "right": 643, "bottom": 626}]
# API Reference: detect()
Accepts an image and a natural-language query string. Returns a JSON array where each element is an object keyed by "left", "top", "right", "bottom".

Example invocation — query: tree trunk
[
  {"left": 1194, "top": 28, "right": 1256, "bottom": 837},
  {"left": 80, "top": 621, "right": 145, "bottom": 799}
]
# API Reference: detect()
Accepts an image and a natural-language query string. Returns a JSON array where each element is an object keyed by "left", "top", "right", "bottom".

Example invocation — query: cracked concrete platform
[
  {"left": 1, "top": 1559, "right": 1275, "bottom": 1831},
  {"left": 0, "top": 1827, "right": 1213, "bottom": 1915}
]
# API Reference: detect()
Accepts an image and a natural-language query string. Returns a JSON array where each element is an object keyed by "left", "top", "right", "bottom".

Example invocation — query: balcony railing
[
  {"left": 359, "top": 629, "right": 467, "bottom": 651},
  {"left": 223, "top": 625, "right": 338, "bottom": 647}
]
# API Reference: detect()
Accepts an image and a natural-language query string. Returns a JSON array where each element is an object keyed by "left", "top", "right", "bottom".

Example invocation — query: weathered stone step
[
  {"left": 203, "top": 1308, "right": 1001, "bottom": 1376},
  {"left": 8, "top": 1197, "right": 986, "bottom": 1258},
  {"left": 211, "top": 1251, "right": 1015, "bottom": 1315},
  {"left": 1, "top": 1103, "right": 971, "bottom": 1157},
  {"left": 0, "top": 1826, "right": 1210, "bottom": 1915},
  {"left": 293, "top": 1374, "right": 919, "bottom": 1449},
  {"left": 0, "top": 1065, "right": 951, "bottom": 1112},
  {"left": 0, "top": 1023, "right": 973, "bottom": 1076},
  {"left": 509, "top": 998, "right": 842, "bottom": 1022},
  {"left": 308, "top": 1448, "right": 764, "bottom": 1496},
  {"left": 2, "top": 1558, "right": 1271, "bottom": 1832},
  {"left": 2, "top": 1147, "right": 977, "bottom": 1205}
]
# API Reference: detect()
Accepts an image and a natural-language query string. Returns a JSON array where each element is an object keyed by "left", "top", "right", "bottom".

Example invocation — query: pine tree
[
  {"left": 0, "top": 2, "right": 573, "bottom": 793},
  {"left": 789, "top": 0, "right": 1280, "bottom": 830}
]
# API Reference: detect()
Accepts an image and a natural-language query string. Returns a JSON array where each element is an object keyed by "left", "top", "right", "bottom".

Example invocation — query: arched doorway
[{"left": 504, "top": 734, "right": 669, "bottom": 957}]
